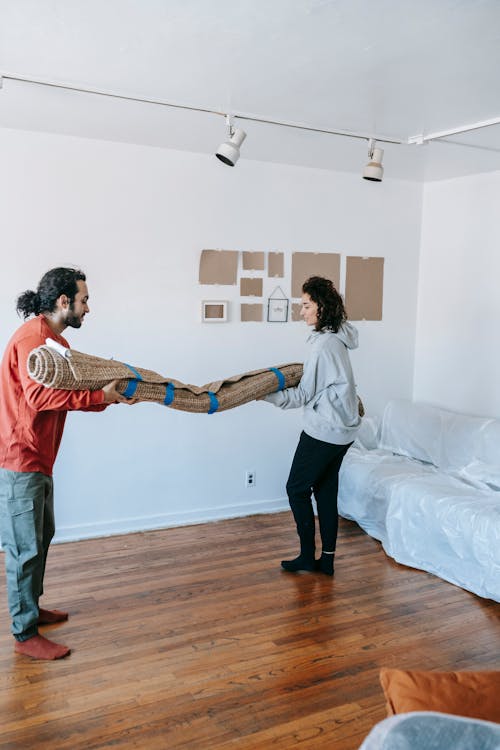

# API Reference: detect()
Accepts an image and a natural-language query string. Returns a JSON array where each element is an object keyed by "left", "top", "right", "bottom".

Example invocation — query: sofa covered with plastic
[{"left": 338, "top": 399, "right": 500, "bottom": 602}]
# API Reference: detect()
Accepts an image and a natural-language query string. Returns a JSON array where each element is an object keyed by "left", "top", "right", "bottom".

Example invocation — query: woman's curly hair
[{"left": 302, "top": 276, "right": 347, "bottom": 333}]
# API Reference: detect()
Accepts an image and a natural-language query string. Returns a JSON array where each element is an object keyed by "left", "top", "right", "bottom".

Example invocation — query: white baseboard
[{"left": 52, "top": 497, "right": 290, "bottom": 544}]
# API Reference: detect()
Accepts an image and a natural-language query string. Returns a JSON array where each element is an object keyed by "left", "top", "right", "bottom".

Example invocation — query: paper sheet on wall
[
  {"left": 268, "top": 252, "right": 284, "bottom": 278},
  {"left": 240, "top": 278, "right": 263, "bottom": 297},
  {"left": 345, "top": 256, "right": 384, "bottom": 320},
  {"left": 291, "top": 302, "right": 302, "bottom": 322},
  {"left": 199, "top": 249, "right": 239, "bottom": 285},
  {"left": 242, "top": 251, "right": 265, "bottom": 271},
  {"left": 291, "top": 252, "right": 340, "bottom": 297},
  {"left": 241, "top": 304, "right": 263, "bottom": 322}
]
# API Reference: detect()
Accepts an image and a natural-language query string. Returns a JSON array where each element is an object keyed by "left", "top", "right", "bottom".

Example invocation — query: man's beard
[{"left": 65, "top": 308, "right": 83, "bottom": 328}]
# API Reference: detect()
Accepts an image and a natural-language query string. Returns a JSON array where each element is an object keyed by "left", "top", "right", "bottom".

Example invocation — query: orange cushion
[{"left": 379, "top": 668, "right": 500, "bottom": 723}]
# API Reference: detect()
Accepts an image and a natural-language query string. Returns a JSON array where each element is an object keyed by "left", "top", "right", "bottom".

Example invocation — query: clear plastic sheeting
[
  {"left": 358, "top": 712, "right": 500, "bottom": 750},
  {"left": 339, "top": 400, "right": 500, "bottom": 602},
  {"left": 339, "top": 447, "right": 438, "bottom": 545},
  {"left": 379, "top": 399, "right": 500, "bottom": 481},
  {"left": 356, "top": 416, "right": 381, "bottom": 450}
]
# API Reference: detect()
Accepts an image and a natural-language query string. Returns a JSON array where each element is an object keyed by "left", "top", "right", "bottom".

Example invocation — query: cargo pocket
[{"left": 7, "top": 496, "right": 34, "bottom": 517}]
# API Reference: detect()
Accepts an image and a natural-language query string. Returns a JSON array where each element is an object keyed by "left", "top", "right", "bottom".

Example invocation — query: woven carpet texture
[{"left": 27, "top": 345, "right": 303, "bottom": 414}]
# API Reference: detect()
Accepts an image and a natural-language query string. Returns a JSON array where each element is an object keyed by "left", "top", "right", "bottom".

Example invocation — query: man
[{"left": 0, "top": 267, "right": 135, "bottom": 660}]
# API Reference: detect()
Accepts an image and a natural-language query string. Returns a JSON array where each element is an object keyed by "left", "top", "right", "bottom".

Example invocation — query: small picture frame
[
  {"left": 202, "top": 300, "right": 228, "bottom": 323},
  {"left": 267, "top": 296, "right": 289, "bottom": 322}
]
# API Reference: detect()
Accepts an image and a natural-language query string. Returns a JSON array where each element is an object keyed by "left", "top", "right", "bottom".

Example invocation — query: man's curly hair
[{"left": 302, "top": 276, "right": 347, "bottom": 333}]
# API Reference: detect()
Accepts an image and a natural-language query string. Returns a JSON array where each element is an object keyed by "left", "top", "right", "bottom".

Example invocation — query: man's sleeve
[
  {"left": 17, "top": 335, "right": 106, "bottom": 412},
  {"left": 79, "top": 403, "right": 109, "bottom": 412}
]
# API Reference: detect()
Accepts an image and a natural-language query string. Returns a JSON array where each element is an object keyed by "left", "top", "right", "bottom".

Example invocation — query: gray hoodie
[{"left": 264, "top": 322, "right": 361, "bottom": 444}]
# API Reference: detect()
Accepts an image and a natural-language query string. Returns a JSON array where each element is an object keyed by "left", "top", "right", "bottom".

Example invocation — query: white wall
[
  {"left": 414, "top": 170, "right": 500, "bottom": 418},
  {"left": 0, "top": 128, "right": 422, "bottom": 540}
]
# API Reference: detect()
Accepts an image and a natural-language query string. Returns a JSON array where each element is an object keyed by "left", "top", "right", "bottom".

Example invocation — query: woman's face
[{"left": 300, "top": 293, "right": 319, "bottom": 327}]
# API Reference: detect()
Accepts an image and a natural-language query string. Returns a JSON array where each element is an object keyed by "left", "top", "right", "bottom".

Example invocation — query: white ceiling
[{"left": 1, "top": 0, "right": 500, "bottom": 181}]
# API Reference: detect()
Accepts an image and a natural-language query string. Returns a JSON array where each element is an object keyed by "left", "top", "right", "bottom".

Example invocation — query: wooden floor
[{"left": 0, "top": 514, "right": 498, "bottom": 750}]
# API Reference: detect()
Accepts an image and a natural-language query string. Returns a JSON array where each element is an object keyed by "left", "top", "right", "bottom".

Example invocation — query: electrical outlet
[{"left": 245, "top": 470, "right": 256, "bottom": 488}]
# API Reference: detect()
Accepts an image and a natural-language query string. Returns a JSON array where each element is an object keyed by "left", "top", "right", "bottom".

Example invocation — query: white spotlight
[
  {"left": 363, "top": 139, "right": 384, "bottom": 182},
  {"left": 216, "top": 116, "right": 247, "bottom": 166}
]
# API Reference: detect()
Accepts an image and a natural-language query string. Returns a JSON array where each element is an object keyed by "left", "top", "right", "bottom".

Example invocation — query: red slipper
[
  {"left": 15, "top": 634, "right": 70, "bottom": 660},
  {"left": 38, "top": 608, "right": 69, "bottom": 625}
]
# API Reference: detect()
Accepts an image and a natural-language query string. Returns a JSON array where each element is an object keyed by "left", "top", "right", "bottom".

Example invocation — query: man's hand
[{"left": 102, "top": 380, "right": 139, "bottom": 405}]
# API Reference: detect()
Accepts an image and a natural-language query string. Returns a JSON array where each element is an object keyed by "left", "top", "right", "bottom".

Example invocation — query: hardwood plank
[{"left": 0, "top": 514, "right": 498, "bottom": 749}]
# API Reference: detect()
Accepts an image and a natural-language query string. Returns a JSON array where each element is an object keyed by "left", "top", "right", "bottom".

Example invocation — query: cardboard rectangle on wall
[
  {"left": 268, "top": 252, "right": 284, "bottom": 278},
  {"left": 291, "top": 252, "right": 340, "bottom": 297},
  {"left": 291, "top": 302, "right": 302, "bottom": 322},
  {"left": 199, "top": 249, "right": 239, "bottom": 285},
  {"left": 241, "top": 303, "right": 263, "bottom": 322},
  {"left": 345, "top": 256, "right": 384, "bottom": 321},
  {"left": 240, "top": 278, "right": 263, "bottom": 297},
  {"left": 242, "top": 251, "right": 265, "bottom": 270}
]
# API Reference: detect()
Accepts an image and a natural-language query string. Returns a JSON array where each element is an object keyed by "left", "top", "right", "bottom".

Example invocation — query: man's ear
[{"left": 57, "top": 294, "right": 70, "bottom": 310}]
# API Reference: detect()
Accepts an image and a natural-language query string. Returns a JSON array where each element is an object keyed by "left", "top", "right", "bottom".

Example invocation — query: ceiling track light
[
  {"left": 363, "top": 138, "right": 384, "bottom": 182},
  {"left": 215, "top": 115, "right": 247, "bottom": 166},
  {"left": 2, "top": 73, "right": 500, "bottom": 175}
]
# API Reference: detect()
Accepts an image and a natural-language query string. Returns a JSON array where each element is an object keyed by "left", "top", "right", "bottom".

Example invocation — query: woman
[{"left": 263, "top": 276, "right": 361, "bottom": 576}]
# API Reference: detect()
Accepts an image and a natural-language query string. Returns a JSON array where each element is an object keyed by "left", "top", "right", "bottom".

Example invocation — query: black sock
[
  {"left": 315, "top": 552, "right": 335, "bottom": 576},
  {"left": 281, "top": 554, "right": 315, "bottom": 572}
]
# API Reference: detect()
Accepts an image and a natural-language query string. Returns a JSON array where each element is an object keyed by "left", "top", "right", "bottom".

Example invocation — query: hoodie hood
[
  {"left": 335, "top": 322, "right": 359, "bottom": 350},
  {"left": 309, "top": 322, "right": 359, "bottom": 350}
]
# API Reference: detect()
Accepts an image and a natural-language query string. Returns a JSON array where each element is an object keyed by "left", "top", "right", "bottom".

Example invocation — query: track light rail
[{"left": 2, "top": 72, "right": 499, "bottom": 151}]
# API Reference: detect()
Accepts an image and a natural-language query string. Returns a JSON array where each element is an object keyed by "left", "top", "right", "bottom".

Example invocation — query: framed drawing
[
  {"left": 267, "top": 286, "right": 289, "bottom": 322},
  {"left": 202, "top": 300, "right": 228, "bottom": 322}
]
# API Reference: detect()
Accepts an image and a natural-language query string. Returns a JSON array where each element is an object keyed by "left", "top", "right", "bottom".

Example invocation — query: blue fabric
[
  {"left": 164, "top": 383, "right": 175, "bottom": 406},
  {"left": 359, "top": 712, "right": 500, "bottom": 750},
  {"left": 122, "top": 363, "right": 143, "bottom": 398},
  {"left": 269, "top": 367, "right": 286, "bottom": 391},
  {"left": 122, "top": 380, "right": 139, "bottom": 398},
  {"left": 124, "top": 363, "right": 142, "bottom": 380},
  {"left": 208, "top": 392, "right": 219, "bottom": 414}
]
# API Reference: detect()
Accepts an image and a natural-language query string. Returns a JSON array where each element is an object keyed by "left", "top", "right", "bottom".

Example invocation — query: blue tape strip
[
  {"left": 124, "top": 363, "right": 142, "bottom": 380},
  {"left": 207, "top": 391, "right": 219, "bottom": 414},
  {"left": 164, "top": 382, "right": 175, "bottom": 406},
  {"left": 121, "top": 362, "right": 143, "bottom": 399},
  {"left": 122, "top": 379, "right": 138, "bottom": 398},
  {"left": 269, "top": 367, "right": 286, "bottom": 391}
]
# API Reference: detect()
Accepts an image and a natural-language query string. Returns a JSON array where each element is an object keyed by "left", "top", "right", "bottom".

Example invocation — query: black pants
[{"left": 286, "top": 431, "right": 352, "bottom": 555}]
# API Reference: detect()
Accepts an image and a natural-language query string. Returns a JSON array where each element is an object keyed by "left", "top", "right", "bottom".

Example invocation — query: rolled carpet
[{"left": 27, "top": 341, "right": 303, "bottom": 414}]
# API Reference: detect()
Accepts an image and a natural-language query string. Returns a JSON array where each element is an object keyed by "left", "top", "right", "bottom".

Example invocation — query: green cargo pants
[{"left": 0, "top": 468, "right": 55, "bottom": 640}]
